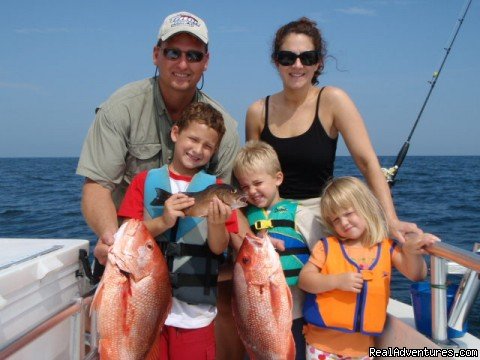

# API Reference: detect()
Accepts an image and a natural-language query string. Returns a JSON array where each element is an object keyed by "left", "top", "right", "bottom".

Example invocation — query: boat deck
[{"left": 382, "top": 299, "right": 480, "bottom": 359}]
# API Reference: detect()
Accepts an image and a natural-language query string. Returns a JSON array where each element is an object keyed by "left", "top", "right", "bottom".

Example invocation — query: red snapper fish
[
  {"left": 232, "top": 233, "right": 295, "bottom": 360},
  {"left": 91, "top": 219, "right": 172, "bottom": 360}
]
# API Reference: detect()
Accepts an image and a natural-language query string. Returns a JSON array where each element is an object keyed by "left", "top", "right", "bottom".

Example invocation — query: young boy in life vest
[
  {"left": 118, "top": 102, "right": 239, "bottom": 360},
  {"left": 233, "top": 140, "right": 322, "bottom": 360},
  {"left": 299, "top": 176, "right": 438, "bottom": 360}
]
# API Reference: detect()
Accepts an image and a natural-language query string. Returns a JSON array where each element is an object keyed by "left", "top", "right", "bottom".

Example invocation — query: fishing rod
[{"left": 382, "top": 0, "right": 473, "bottom": 187}]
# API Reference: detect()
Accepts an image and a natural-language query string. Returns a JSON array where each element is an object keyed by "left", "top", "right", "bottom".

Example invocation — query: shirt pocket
[{"left": 125, "top": 143, "right": 162, "bottom": 183}]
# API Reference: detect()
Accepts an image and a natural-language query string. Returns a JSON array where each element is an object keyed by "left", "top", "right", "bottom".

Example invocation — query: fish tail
[
  {"left": 287, "top": 335, "right": 296, "bottom": 360},
  {"left": 145, "top": 325, "right": 164, "bottom": 360},
  {"left": 98, "top": 339, "right": 115, "bottom": 360},
  {"left": 150, "top": 188, "right": 172, "bottom": 206}
]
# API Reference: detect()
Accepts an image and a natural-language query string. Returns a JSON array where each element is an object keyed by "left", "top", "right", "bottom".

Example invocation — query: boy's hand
[
  {"left": 162, "top": 193, "right": 195, "bottom": 228},
  {"left": 403, "top": 232, "right": 440, "bottom": 255},
  {"left": 336, "top": 272, "right": 364, "bottom": 293},
  {"left": 207, "top": 196, "right": 232, "bottom": 225}
]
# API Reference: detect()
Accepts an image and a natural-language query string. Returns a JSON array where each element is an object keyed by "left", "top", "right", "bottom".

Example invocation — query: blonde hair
[
  {"left": 233, "top": 140, "right": 282, "bottom": 178},
  {"left": 320, "top": 176, "right": 388, "bottom": 247}
]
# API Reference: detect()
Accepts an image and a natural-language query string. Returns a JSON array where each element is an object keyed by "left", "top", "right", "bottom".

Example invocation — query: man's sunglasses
[
  {"left": 162, "top": 48, "right": 205, "bottom": 63},
  {"left": 275, "top": 50, "right": 320, "bottom": 66}
]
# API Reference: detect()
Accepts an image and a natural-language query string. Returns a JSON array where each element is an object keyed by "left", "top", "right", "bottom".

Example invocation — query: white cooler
[{"left": 0, "top": 238, "right": 90, "bottom": 360}]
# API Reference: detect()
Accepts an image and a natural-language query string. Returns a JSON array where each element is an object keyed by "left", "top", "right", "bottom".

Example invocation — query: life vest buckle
[
  {"left": 254, "top": 219, "right": 273, "bottom": 230},
  {"left": 361, "top": 269, "right": 374, "bottom": 281}
]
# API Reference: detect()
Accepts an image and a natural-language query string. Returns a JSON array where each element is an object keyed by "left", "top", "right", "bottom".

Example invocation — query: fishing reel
[{"left": 381, "top": 165, "right": 398, "bottom": 187}]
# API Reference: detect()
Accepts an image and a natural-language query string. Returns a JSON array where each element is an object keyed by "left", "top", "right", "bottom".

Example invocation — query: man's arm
[{"left": 82, "top": 179, "right": 119, "bottom": 265}]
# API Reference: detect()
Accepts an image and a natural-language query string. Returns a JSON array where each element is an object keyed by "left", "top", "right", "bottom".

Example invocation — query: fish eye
[
  {"left": 146, "top": 242, "right": 154, "bottom": 250},
  {"left": 242, "top": 256, "right": 250, "bottom": 264}
]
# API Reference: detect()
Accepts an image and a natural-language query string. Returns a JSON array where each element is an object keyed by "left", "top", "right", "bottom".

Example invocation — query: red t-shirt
[{"left": 118, "top": 170, "right": 238, "bottom": 233}]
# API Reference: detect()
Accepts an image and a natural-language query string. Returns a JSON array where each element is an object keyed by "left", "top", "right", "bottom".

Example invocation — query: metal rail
[
  {"left": 425, "top": 242, "right": 480, "bottom": 345},
  {"left": 427, "top": 242, "right": 480, "bottom": 273},
  {"left": 0, "top": 291, "right": 97, "bottom": 359}
]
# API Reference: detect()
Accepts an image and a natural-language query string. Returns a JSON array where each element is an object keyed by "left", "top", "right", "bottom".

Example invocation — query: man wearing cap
[{"left": 77, "top": 11, "right": 242, "bottom": 359}]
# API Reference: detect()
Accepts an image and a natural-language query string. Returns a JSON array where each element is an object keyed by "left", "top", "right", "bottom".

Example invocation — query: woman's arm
[
  {"left": 245, "top": 99, "right": 265, "bottom": 141},
  {"left": 328, "top": 87, "right": 419, "bottom": 242}
]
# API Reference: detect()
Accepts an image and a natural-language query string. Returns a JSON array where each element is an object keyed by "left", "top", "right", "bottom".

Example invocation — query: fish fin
[
  {"left": 145, "top": 325, "right": 164, "bottom": 360},
  {"left": 269, "top": 275, "right": 293, "bottom": 321},
  {"left": 98, "top": 339, "right": 114, "bottom": 360},
  {"left": 90, "top": 279, "right": 104, "bottom": 315},
  {"left": 287, "top": 335, "right": 296, "bottom": 360},
  {"left": 150, "top": 188, "right": 172, "bottom": 206},
  {"left": 145, "top": 296, "right": 171, "bottom": 359}
]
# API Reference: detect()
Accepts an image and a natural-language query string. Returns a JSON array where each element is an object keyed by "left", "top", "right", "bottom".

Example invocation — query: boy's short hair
[
  {"left": 176, "top": 102, "right": 226, "bottom": 145},
  {"left": 233, "top": 140, "right": 282, "bottom": 177}
]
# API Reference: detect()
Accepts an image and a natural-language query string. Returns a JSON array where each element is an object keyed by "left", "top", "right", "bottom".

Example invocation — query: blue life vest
[{"left": 144, "top": 165, "right": 222, "bottom": 306}]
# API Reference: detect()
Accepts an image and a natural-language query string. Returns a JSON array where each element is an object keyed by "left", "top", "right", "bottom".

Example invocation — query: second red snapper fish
[
  {"left": 91, "top": 219, "right": 172, "bottom": 360},
  {"left": 232, "top": 233, "right": 295, "bottom": 360}
]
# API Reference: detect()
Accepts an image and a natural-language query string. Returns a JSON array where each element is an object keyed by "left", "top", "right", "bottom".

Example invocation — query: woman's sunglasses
[
  {"left": 275, "top": 50, "right": 320, "bottom": 66},
  {"left": 162, "top": 48, "right": 205, "bottom": 63}
]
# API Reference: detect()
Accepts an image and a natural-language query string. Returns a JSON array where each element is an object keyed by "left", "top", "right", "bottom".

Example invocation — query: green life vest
[{"left": 246, "top": 200, "right": 310, "bottom": 286}]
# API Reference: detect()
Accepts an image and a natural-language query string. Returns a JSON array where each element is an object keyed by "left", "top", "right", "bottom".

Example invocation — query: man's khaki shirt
[{"left": 77, "top": 77, "right": 240, "bottom": 209}]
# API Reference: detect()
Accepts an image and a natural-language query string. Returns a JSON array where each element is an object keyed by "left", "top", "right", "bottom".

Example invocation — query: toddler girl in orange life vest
[{"left": 298, "top": 176, "right": 438, "bottom": 360}]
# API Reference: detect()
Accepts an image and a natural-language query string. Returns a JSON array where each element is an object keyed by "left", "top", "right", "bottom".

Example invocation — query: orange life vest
[{"left": 303, "top": 237, "right": 395, "bottom": 335}]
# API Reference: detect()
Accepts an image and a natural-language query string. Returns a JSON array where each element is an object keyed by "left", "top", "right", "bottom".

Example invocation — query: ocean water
[{"left": 0, "top": 156, "right": 479, "bottom": 337}]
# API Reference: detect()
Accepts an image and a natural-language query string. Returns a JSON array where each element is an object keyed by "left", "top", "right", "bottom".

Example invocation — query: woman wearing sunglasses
[{"left": 245, "top": 17, "right": 422, "bottom": 359}]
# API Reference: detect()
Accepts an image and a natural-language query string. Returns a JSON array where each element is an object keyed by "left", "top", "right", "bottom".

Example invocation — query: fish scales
[
  {"left": 91, "top": 219, "right": 172, "bottom": 360},
  {"left": 232, "top": 233, "right": 295, "bottom": 360}
]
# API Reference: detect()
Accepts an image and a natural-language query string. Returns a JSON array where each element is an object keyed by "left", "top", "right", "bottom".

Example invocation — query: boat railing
[
  {"left": 426, "top": 241, "right": 480, "bottom": 346},
  {"left": 0, "top": 288, "right": 98, "bottom": 360}
]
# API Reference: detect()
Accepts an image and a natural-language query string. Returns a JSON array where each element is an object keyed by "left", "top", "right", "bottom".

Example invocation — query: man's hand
[{"left": 93, "top": 230, "right": 116, "bottom": 265}]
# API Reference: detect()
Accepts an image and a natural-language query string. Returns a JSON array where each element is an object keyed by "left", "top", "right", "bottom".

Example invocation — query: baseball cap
[{"left": 158, "top": 11, "right": 208, "bottom": 45}]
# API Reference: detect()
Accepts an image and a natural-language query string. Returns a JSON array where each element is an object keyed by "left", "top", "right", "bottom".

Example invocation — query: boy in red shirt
[{"left": 118, "top": 102, "right": 238, "bottom": 360}]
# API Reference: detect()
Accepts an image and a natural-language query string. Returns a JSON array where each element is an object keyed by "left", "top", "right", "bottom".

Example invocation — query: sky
[{"left": 0, "top": 0, "right": 479, "bottom": 157}]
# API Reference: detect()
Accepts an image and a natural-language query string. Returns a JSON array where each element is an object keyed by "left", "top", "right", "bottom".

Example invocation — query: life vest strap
[
  {"left": 163, "top": 242, "right": 223, "bottom": 261},
  {"left": 250, "top": 219, "right": 295, "bottom": 232},
  {"left": 169, "top": 273, "right": 218, "bottom": 289},
  {"left": 283, "top": 268, "right": 301, "bottom": 278},
  {"left": 278, "top": 247, "right": 311, "bottom": 256}
]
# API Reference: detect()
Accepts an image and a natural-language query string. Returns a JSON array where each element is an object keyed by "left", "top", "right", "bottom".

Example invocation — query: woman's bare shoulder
[
  {"left": 321, "top": 86, "right": 351, "bottom": 103},
  {"left": 247, "top": 98, "right": 266, "bottom": 116}
]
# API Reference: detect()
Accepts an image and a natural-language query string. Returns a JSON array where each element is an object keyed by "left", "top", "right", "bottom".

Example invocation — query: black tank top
[{"left": 260, "top": 88, "right": 338, "bottom": 199}]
